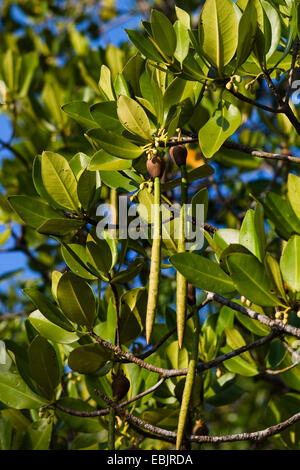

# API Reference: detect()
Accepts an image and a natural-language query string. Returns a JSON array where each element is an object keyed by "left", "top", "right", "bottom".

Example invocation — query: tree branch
[
  {"left": 207, "top": 292, "right": 300, "bottom": 339},
  {"left": 55, "top": 377, "right": 165, "bottom": 418},
  {"left": 95, "top": 389, "right": 300, "bottom": 444}
]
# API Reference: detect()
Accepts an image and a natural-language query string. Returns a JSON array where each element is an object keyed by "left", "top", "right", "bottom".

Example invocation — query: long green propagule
[
  {"left": 145, "top": 154, "right": 164, "bottom": 344},
  {"left": 170, "top": 144, "right": 189, "bottom": 348}
]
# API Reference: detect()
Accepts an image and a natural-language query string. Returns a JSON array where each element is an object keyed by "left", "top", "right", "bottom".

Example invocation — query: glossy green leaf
[
  {"left": 287, "top": 173, "right": 300, "bottom": 220},
  {"left": 150, "top": 10, "right": 177, "bottom": 58},
  {"left": 125, "top": 29, "right": 164, "bottom": 62},
  {"left": 28, "top": 335, "right": 60, "bottom": 400},
  {"left": 117, "top": 95, "right": 151, "bottom": 141},
  {"left": 170, "top": 253, "right": 235, "bottom": 294},
  {"left": 86, "top": 128, "right": 143, "bottom": 159},
  {"left": 227, "top": 253, "right": 281, "bottom": 306},
  {"left": 86, "top": 234, "right": 113, "bottom": 278},
  {"left": 90, "top": 101, "right": 123, "bottom": 132},
  {"left": 29, "top": 310, "right": 78, "bottom": 344},
  {"left": 61, "top": 243, "right": 97, "bottom": 280},
  {"left": 37, "top": 218, "right": 84, "bottom": 236},
  {"left": 222, "top": 345, "right": 258, "bottom": 376},
  {"left": 119, "top": 288, "right": 147, "bottom": 344},
  {"left": 280, "top": 235, "right": 300, "bottom": 292},
  {"left": 62, "top": 101, "right": 95, "bottom": 129},
  {"left": 41, "top": 151, "right": 81, "bottom": 212},
  {"left": 77, "top": 169, "right": 98, "bottom": 210},
  {"left": 98, "top": 65, "right": 115, "bottom": 100},
  {"left": 239, "top": 206, "right": 265, "bottom": 262},
  {"left": 57, "top": 272, "right": 97, "bottom": 329},
  {"left": 0, "top": 372, "right": 47, "bottom": 409},
  {"left": 174, "top": 21, "right": 190, "bottom": 65},
  {"left": 198, "top": 102, "right": 242, "bottom": 158},
  {"left": 68, "top": 344, "right": 111, "bottom": 374},
  {"left": 236, "top": 0, "right": 257, "bottom": 68},
  {"left": 175, "top": 6, "right": 191, "bottom": 29},
  {"left": 225, "top": 327, "right": 256, "bottom": 364},
  {"left": 100, "top": 171, "right": 139, "bottom": 192},
  {"left": 88, "top": 149, "right": 132, "bottom": 171},
  {"left": 8, "top": 196, "right": 64, "bottom": 229},
  {"left": 112, "top": 258, "right": 146, "bottom": 284},
  {"left": 24, "top": 419, "right": 52, "bottom": 450},
  {"left": 264, "top": 192, "right": 300, "bottom": 240},
  {"left": 199, "top": 0, "right": 239, "bottom": 73},
  {"left": 24, "top": 288, "right": 74, "bottom": 331}
]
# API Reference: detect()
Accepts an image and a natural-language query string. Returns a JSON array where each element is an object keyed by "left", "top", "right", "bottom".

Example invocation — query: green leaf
[
  {"left": 41, "top": 151, "right": 81, "bottom": 212},
  {"left": 88, "top": 149, "right": 132, "bottom": 171},
  {"left": 61, "top": 243, "right": 97, "bottom": 280},
  {"left": 199, "top": 0, "right": 239, "bottom": 73},
  {"left": 8, "top": 196, "right": 64, "bottom": 229},
  {"left": 224, "top": 327, "right": 256, "bottom": 364},
  {"left": 239, "top": 206, "right": 265, "bottom": 262},
  {"left": 24, "top": 419, "right": 52, "bottom": 450},
  {"left": 77, "top": 169, "right": 98, "bottom": 211},
  {"left": 112, "top": 258, "right": 146, "bottom": 284},
  {"left": 62, "top": 102, "right": 96, "bottom": 129},
  {"left": 86, "top": 128, "right": 143, "bottom": 159},
  {"left": 117, "top": 95, "right": 151, "bottom": 141},
  {"left": 36, "top": 218, "right": 84, "bottom": 236},
  {"left": 90, "top": 101, "right": 123, "bottom": 132},
  {"left": 263, "top": 192, "right": 300, "bottom": 240},
  {"left": 287, "top": 173, "right": 300, "bottom": 220},
  {"left": 125, "top": 29, "right": 164, "bottom": 62},
  {"left": 280, "top": 235, "right": 300, "bottom": 292},
  {"left": 98, "top": 65, "right": 115, "bottom": 100},
  {"left": 24, "top": 288, "right": 74, "bottom": 331},
  {"left": 150, "top": 10, "right": 177, "bottom": 58},
  {"left": 0, "top": 372, "right": 47, "bottom": 409},
  {"left": 175, "top": 6, "right": 191, "bottom": 29},
  {"left": 265, "top": 252, "right": 287, "bottom": 300},
  {"left": 261, "top": 0, "right": 281, "bottom": 60},
  {"left": 57, "top": 272, "right": 97, "bottom": 329},
  {"left": 86, "top": 234, "right": 113, "bottom": 279},
  {"left": 28, "top": 336, "right": 60, "bottom": 400},
  {"left": 174, "top": 21, "right": 190, "bottom": 65},
  {"left": 170, "top": 253, "right": 235, "bottom": 294},
  {"left": 100, "top": 171, "right": 139, "bottom": 192},
  {"left": 119, "top": 288, "right": 147, "bottom": 344},
  {"left": 68, "top": 344, "right": 111, "bottom": 374},
  {"left": 198, "top": 102, "right": 242, "bottom": 158},
  {"left": 227, "top": 253, "right": 281, "bottom": 306},
  {"left": 221, "top": 345, "right": 258, "bottom": 376},
  {"left": 29, "top": 310, "right": 78, "bottom": 344},
  {"left": 236, "top": 0, "right": 257, "bottom": 68}
]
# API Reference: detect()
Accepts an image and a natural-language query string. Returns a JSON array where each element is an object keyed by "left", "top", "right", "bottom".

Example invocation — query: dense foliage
[{"left": 0, "top": 0, "right": 300, "bottom": 450}]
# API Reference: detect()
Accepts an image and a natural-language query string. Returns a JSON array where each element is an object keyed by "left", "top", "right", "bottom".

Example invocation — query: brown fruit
[
  {"left": 192, "top": 420, "right": 209, "bottom": 436},
  {"left": 146, "top": 156, "right": 165, "bottom": 178},
  {"left": 112, "top": 373, "right": 130, "bottom": 401},
  {"left": 169, "top": 145, "right": 188, "bottom": 167}
]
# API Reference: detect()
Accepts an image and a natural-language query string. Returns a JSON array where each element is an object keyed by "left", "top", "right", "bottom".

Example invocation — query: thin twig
[
  {"left": 55, "top": 377, "right": 165, "bottom": 417},
  {"left": 285, "top": 37, "right": 300, "bottom": 103},
  {"left": 95, "top": 389, "right": 300, "bottom": 444},
  {"left": 208, "top": 292, "right": 300, "bottom": 339}
]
